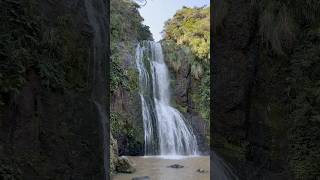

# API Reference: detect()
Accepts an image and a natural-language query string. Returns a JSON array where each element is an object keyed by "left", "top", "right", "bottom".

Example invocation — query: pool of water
[{"left": 112, "top": 156, "right": 210, "bottom": 180}]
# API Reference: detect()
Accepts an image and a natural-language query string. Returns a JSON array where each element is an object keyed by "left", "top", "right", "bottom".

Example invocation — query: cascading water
[
  {"left": 136, "top": 41, "right": 198, "bottom": 156},
  {"left": 134, "top": 41, "right": 240, "bottom": 180}
]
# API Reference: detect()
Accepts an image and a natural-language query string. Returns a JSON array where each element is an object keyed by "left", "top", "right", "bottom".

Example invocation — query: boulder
[{"left": 116, "top": 156, "right": 136, "bottom": 173}]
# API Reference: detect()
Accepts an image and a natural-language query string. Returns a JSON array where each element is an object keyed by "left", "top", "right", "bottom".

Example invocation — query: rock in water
[
  {"left": 197, "top": 168, "right": 208, "bottom": 173},
  {"left": 132, "top": 176, "right": 150, "bottom": 180},
  {"left": 116, "top": 156, "right": 136, "bottom": 173},
  {"left": 167, "top": 164, "right": 184, "bottom": 168}
]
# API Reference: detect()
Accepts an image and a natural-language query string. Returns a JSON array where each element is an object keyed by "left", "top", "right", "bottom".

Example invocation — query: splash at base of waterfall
[{"left": 143, "top": 155, "right": 200, "bottom": 160}]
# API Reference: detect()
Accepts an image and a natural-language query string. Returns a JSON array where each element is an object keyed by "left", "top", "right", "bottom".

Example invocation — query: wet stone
[
  {"left": 132, "top": 176, "right": 150, "bottom": 180},
  {"left": 167, "top": 164, "right": 184, "bottom": 168},
  {"left": 197, "top": 168, "right": 208, "bottom": 173}
]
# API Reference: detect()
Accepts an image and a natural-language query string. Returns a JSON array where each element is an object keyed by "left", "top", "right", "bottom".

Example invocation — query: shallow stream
[{"left": 112, "top": 156, "right": 210, "bottom": 180}]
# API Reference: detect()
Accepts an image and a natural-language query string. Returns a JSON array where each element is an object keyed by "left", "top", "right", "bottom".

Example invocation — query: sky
[{"left": 138, "top": 0, "right": 210, "bottom": 41}]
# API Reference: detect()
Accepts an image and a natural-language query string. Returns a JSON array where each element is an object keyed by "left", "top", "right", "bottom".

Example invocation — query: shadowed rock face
[
  {"left": 211, "top": 0, "right": 255, "bottom": 178},
  {"left": 211, "top": 151, "right": 239, "bottom": 180},
  {"left": 212, "top": 0, "right": 257, "bottom": 156},
  {"left": 213, "top": 0, "right": 320, "bottom": 180},
  {"left": 212, "top": 0, "right": 289, "bottom": 179},
  {"left": 0, "top": 0, "right": 109, "bottom": 179}
]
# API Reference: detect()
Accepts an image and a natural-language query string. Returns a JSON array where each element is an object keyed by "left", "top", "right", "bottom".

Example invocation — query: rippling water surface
[{"left": 112, "top": 156, "right": 209, "bottom": 180}]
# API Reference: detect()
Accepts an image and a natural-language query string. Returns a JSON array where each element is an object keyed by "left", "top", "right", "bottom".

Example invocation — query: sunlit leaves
[{"left": 163, "top": 6, "right": 210, "bottom": 62}]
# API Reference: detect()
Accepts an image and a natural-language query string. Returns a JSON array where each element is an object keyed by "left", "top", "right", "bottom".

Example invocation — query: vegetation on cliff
[
  {"left": 110, "top": 0, "right": 152, "bottom": 161},
  {"left": 0, "top": 1, "right": 91, "bottom": 107},
  {"left": 111, "top": 0, "right": 152, "bottom": 97},
  {"left": 1, "top": 0, "right": 108, "bottom": 179},
  {"left": 164, "top": 6, "right": 210, "bottom": 62},
  {"left": 162, "top": 6, "right": 210, "bottom": 122}
]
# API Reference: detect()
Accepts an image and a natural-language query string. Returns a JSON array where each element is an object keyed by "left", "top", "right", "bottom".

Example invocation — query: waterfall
[{"left": 136, "top": 41, "right": 198, "bottom": 156}]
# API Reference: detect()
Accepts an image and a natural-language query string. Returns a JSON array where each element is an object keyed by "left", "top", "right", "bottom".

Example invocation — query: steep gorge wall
[
  {"left": 0, "top": 0, "right": 108, "bottom": 179},
  {"left": 109, "top": 0, "right": 153, "bottom": 157},
  {"left": 162, "top": 43, "right": 210, "bottom": 154},
  {"left": 212, "top": 0, "right": 320, "bottom": 180},
  {"left": 110, "top": 41, "right": 144, "bottom": 156},
  {"left": 160, "top": 6, "right": 210, "bottom": 155}
]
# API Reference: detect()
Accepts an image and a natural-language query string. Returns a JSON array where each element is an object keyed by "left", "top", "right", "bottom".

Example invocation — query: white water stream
[
  {"left": 130, "top": 41, "right": 239, "bottom": 180},
  {"left": 136, "top": 41, "right": 198, "bottom": 156}
]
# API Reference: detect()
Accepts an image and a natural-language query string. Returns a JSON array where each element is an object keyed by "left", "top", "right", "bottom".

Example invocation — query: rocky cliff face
[
  {"left": 110, "top": 41, "right": 144, "bottom": 156},
  {"left": 162, "top": 43, "right": 210, "bottom": 154},
  {"left": 0, "top": 0, "right": 108, "bottom": 179},
  {"left": 212, "top": 0, "right": 320, "bottom": 180},
  {"left": 109, "top": 0, "right": 153, "bottom": 158}
]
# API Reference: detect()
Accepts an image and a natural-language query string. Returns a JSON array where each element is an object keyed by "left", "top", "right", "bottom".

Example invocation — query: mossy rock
[
  {"left": 110, "top": 134, "right": 119, "bottom": 174},
  {"left": 116, "top": 157, "right": 136, "bottom": 173}
]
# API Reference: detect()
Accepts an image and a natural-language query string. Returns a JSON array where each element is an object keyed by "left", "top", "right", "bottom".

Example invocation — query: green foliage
[
  {"left": 190, "top": 73, "right": 210, "bottom": 123},
  {"left": 162, "top": 6, "right": 210, "bottom": 123},
  {"left": 111, "top": 0, "right": 153, "bottom": 43},
  {"left": 163, "top": 6, "right": 210, "bottom": 62},
  {"left": 138, "top": 25, "right": 153, "bottom": 41},
  {"left": 161, "top": 40, "right": 190, "bottom": 72},
  {"left": 190, "top": 59, "right": 204, "bottom": 80},
  {"left": 110, "top": 0, "right": 152, "bottom": 93},
  {"left": 162, "top": 44, "right": 210, "bottom": 123},
  {"left": 0, "top": 1, "right": 90, "bottom": 105},
  {"left": 110, "top": 0, "right": 152, "bottom": 154},
  {"left": 163, "top": 6, "right": 210, "bottom": 80},
  {"left": 110, "top": 58, "right": 138, "bottom": 94},
  {"left": 111, "top": 111, "right": 144, "bottom": 153},
  {"left": 198, "top": 69, "right": 210, "bottom": 121},
  {"left": 111, "top": 112, "right": 125, "bottom": 136}
]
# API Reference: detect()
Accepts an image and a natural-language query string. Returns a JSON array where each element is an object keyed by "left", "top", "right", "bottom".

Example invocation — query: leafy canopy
[{"left": 163, "top": 6, "right": 210, "bottom": 62}]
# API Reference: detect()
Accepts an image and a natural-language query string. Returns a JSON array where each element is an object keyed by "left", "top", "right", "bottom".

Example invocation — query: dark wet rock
[
  {"left": 213, "top": 0, "right": 320, "bottom": 179},
  {"left": 132, "top": 176, "right": 150, "bottom": 180},
  {"left": 167, "top": 164, "right": 184, "bottom": 168},
  {"left": 116, "top": 157, "right": 136, "bottom": 173},
  {"left": 0, "top": 160, "right": 22, "bottom": 180},
  {"left": 0, "top": 1, "right": 108, "bottom": 179},
  {"left": 197, "top": 168, "right": 208, "bottom": 173}
]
